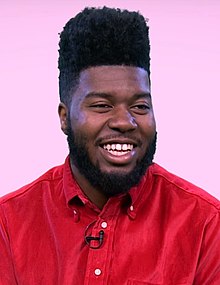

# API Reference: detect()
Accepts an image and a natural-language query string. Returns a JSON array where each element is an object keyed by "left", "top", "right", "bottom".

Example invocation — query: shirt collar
[
  {"left": 126, "top": 166, "right": 153, "bottom": 219},
  {"left": 63, "top": 155, "right": 154, "bottom": 217},
  {"left": 63, "top": 156, "right": 88, "bottom": 206}
]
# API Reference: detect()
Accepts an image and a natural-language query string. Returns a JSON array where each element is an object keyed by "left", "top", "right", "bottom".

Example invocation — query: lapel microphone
[
  {"left": 85, "top": 230, "right": 104, "bottom": 249},
  {"left": 84, "top": 221, "right": 105, "bottom": 249}
]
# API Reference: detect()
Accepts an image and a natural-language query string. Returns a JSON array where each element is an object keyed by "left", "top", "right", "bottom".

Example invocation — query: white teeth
[
  {"left": 103, "top": 143, "right": 134, "bottom": 152},
  {"left": 116, "top": 144, "right": 122, "bottom": 151},
  {"left": 109, "top": 150, "right": 129, "bottom": 156},
  {"left": 107, "top": 144, "right": 111, "bottom": 150},
  {"left": 122, "top": 144, "right": 127, "bottom": 151}
]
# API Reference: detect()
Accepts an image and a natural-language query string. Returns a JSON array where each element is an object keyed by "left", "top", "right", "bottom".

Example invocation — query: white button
[
  {"left": 73, "top": 210, "right": 77, "bottom": 214},
  {"left": 130, "top": 205, "right": 134, "bottom": 211},
  {"left": 94, "top": 268, "right": 102, "bottom": 276},
  {"left": 101, "top": 221, "right": 108, "bottom": 229}
]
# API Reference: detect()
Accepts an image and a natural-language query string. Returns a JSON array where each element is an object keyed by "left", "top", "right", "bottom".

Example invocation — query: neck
[{"left": 70, "top": 162, "right": 109, "bottom": 210}]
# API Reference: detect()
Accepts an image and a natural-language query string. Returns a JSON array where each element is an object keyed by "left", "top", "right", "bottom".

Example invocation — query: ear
[{"left": 58, "top": 103, "right": 68, "bottom": 135}]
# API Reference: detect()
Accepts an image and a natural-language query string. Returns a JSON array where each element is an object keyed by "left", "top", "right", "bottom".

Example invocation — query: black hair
[{"left": 58, "top": 6, "right": 150, "bottom": 106}]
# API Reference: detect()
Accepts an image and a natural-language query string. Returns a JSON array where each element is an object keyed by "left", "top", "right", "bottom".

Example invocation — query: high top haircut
[
  {"left": 58, "top": 7, "right": 156, "bottom": 195},
  {"left": 58, "top": 6, "right": 150, "bottom": 106}
]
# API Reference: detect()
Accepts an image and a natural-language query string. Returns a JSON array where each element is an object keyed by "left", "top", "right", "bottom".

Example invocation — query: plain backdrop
[{"left": 0, "top": 0, "right": 220, "bottom": 199}]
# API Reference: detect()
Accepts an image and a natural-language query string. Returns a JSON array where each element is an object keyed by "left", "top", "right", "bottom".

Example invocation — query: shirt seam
[
  {"left": 152, "top": 171, "right": 220, "bottom": 212},
  {"left": 0, "top": 175, "right": 63, "bottom": 205}
]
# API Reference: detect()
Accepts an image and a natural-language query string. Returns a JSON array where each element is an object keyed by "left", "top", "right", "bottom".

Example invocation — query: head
[{"left": 58, "top": 7, "right": 157, "bottom": 196}]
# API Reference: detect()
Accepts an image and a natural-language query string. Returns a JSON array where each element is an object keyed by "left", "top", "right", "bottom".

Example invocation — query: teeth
[
  {"left": 107, "top": 144, "right": 111, "bottom": 150},
  {"left": 116, "top": 144, "right": 122, "bottom": 151},
  {"left": 109, "top": 150, "right": 129, "bottom": 156},
  {"left": 122, "top": 144, "right": 127, "bottom": 151},
  {"left": 103, "top": 143, "right": 134, "bottom": 152}
]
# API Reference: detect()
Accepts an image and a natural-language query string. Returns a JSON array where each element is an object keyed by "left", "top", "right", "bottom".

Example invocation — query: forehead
[{"left": 76, "top": 65, "right": 150, "bottom": 94}]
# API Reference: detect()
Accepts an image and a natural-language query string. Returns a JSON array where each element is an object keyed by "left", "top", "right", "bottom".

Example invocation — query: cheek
[
  {"left": 140, "top": 117, "right": 156, "bottom": 137},
  {"left": 71, "top": 115, "right": 104, "bottom": 143},
  {"left": 72, "top": 118, "right": 102, "bottom": 162},
  {"left": 70, "top": 108, "right": 87, "bottom": 125},
  {"left": 70, "top": 108, "right": 90, "bottom": 134},
  {"left": 149, "top": 120, "right": 157, "bottom": 136}
]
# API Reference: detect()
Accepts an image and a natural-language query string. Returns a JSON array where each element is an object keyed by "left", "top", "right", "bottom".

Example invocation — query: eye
[
  {"left": 131, "top": 103, "right": 150, "bottom": 114},
  {"left": 92, "top": 104, "right": 111, "bottom": 108},
  {"left": 90, "top": 103, "right": 113, "bottom": 113},
  {"left": 134, "top": 104, "right": 149, "bottom": 110}
]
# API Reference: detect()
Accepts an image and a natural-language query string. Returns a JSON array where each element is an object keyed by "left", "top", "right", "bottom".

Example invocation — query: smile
[{"left": 102, "top": 143, "right": 134, "bottom": 156}]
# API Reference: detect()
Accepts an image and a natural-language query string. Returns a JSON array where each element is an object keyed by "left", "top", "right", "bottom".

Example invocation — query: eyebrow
[
  {"left": 85, "top": 92, "right": 151, "bottom": 100},
  {"left": 132, "top": 93, "right": 152, "bottom": 100}
]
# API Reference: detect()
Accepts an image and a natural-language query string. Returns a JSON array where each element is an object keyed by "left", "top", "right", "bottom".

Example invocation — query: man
[{"left": 0, "top": 6, "right": 220, "bottom": 285}]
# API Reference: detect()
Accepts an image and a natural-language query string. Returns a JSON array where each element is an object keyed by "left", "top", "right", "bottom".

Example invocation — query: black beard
[{"left": 67, "top": 125, "right": 157, "bottom": 196}]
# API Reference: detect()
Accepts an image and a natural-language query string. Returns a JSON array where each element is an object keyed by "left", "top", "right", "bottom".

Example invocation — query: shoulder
[
  {"left": 148, "top": 163, "right": 220, "bottom": 213},
  {"left": 0, "top": 163, "right": 64, "bottom": 206}
]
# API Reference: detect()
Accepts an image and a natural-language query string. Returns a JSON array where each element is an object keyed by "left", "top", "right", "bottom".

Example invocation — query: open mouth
[{"left": 101, "top": 143, "right": 135, "bottom": 156}]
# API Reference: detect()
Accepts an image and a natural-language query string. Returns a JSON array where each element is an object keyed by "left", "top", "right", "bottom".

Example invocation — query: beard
[{"left": 67, "top": 124, "right": 157, "bottom": 197}]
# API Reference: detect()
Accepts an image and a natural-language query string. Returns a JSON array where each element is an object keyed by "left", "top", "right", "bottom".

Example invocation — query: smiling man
[
  {"left": 0, "top": 7, "right": 220, "bottom": 285},
  {"left": 60, "top": 65, "right": 156, "bottom": 209}
]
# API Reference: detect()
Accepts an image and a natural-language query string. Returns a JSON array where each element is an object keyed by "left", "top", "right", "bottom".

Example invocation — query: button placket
[{"left": 84, "top": 206, "right": 120, "bottom": 285}]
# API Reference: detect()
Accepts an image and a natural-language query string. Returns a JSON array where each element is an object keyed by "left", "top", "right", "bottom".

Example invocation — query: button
[
  {"left": 94, "top": 268, "right": 102, "bottom": 276},
  {"left": 101, "top": 221, "right": 108, "bottom": 229},
  {"left": 130, "top": 205, "right": 134, "bottom": 211},
  {"left": 73, "top": 210, "right": 77, "bottom": 215}
]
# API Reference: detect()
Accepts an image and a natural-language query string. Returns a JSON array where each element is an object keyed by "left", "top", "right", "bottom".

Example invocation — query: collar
[
  {"left": 63, "top": 156, "right": 89, "bottom": 205},
  {"left": 62, "top": 155, "right": 154, "bottom": 218},
  {"left": 126, "top": 165, "right": 153, "bottom": 219}
]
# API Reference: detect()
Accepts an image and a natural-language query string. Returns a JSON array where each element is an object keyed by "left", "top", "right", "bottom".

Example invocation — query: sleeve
[
  {"left": 194, "top": 211, "right": 220, "bottom": 285},
  {"left": 0, "top": 205, "right": 17, "bottom": 285}
]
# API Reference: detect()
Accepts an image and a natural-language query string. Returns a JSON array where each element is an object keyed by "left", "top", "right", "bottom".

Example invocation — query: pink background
[{"left": 1, "top": 1, "right": 220, "bottom": 199}]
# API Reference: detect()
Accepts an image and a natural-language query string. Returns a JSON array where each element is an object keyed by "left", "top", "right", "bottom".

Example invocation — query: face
[{"left": 60, "top": 66, "right": 157, "bottom": 195}]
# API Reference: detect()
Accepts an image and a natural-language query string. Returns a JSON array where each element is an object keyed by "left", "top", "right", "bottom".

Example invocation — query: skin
[{"left": 59, "top": 65, "right": 156, "bottom": 209}]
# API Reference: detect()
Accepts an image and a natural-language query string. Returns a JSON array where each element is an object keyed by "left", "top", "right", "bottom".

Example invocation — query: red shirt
[{"left": 0, "top": 157, "right": 220, "bottom": 284}]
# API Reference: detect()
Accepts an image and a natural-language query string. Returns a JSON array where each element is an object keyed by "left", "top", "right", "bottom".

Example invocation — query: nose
[{"left": 107, "top": 107, "right": 137, "bottom": 132}]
